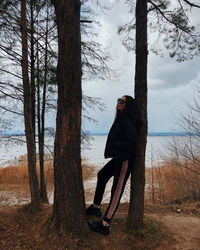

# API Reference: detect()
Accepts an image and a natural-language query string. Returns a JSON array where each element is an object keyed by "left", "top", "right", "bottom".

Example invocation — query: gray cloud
[
  {"left": 82, "top": 0, "right": 200, "bottom": 133},
  {"left": 148, "top": 55, "right": 200, "bottom": 90}
]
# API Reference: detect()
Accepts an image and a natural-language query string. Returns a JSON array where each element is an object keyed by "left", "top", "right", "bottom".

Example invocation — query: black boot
[
  {"left": 88, "top": 220, "right": 110, "bottom": 235},
  {"left": 86, "top": 204, "right": 102, "bottom": 217}
]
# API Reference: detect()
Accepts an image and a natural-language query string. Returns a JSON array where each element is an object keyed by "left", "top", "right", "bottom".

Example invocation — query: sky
[
  {"left": 1, "top": 1, "right": 199, "bottom": 135},
  {"left": 82, "top": 0, "right": 200, "bottom": 134}
]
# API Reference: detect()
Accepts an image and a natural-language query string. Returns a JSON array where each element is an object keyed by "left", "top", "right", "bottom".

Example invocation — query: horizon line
[{"left": 0, "top": 131, "right": 191, "bottom": 137}]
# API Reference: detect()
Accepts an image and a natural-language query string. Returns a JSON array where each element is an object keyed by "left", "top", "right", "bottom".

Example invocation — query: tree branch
[
  {"left": 148, "top": 3, "right": 163, "bottom": 13},
  {"left": 0, "top": 104, "right": 23, "bottom": 116},
  {"left": 148, "top": 0, "right": 196, "bottom": 36},
  {"left": 80, "top": 20, "right": 92, "bottom": 23},
  {"left": 182, "top": 0, "right": 200, "bottom": 8}
]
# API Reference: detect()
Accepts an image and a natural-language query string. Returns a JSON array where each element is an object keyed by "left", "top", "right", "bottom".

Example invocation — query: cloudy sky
[{"left": 82, "top": 0, "right": 200, "bottom": 134}]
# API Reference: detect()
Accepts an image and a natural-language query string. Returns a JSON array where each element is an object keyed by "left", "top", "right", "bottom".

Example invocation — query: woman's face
[{"left": 116, "top": 96, "right": 126, "bottom": 111}]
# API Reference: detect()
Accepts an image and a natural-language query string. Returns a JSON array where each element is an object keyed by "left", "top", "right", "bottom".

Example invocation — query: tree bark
[
  {"left": 51, "top": 0, "right": 87, "bottom": 234},
  {"left": 127, "top": 0, "right": 148, "bottom": 231},
  {"left": 30, "top": 0, "right": 36, "bottom": 141},
  {"left": 38, "top": 0, "right": 49, "bottom": 204},
  {"left": 21, "top": 0, "right": 40, "bottom": 210}
]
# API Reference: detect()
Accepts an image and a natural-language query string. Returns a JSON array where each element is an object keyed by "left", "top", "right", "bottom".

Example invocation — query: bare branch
[
  {"left": 0, "top": 68, "right": 22, "bottom": 80},
  {"left": 182, "top": 0, "right": 200, "bottom": 8},
  {"left": 0, "top": 104, "right": 23, "bottom": 116},
  {"left": 80, "top": 20, "right": 92, "bottom": 23}
]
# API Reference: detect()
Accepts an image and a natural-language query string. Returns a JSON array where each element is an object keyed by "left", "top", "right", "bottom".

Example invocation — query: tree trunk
[
  {"left": 151, "top": 146, "right": 155, "bottom": 205},
  {"left": 30, "top": 0, "right": 36, "bottom": 142},
  {"left": 38, "top": 0, "right": 49, "bottom": 204},
  {"left": 51, "top": 0, "right": 87, "bottom": 234},
  {"left": 127, "top": 0, "right": 148, "bottom": 231},
  {"left": 21, "top": 0, "right": 40, "bottom": 211}
]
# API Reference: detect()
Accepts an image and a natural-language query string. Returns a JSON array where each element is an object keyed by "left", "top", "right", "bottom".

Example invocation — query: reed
[
  {"left": 145, "top": 157, "right": 200, "bottom": 204},
  {"left": 0, "top": 155, "right": 93, "bottom": 186}
]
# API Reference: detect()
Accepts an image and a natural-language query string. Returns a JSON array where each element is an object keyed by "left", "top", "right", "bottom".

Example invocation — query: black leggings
[{"left": 93, "top": 158, "right": 132, "bottom": 223}]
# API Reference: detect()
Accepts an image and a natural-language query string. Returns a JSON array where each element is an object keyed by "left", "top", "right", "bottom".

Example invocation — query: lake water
[
  {"left": 0, "top": 134, "right": 183, "bottom": 167},
  {"left": 82, "top": 135, "right": 181, "bottom": 168}
]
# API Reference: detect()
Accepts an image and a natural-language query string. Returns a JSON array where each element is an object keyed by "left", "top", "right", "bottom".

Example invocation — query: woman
[{"left": 86, "top": 95, "right": 139, "bottom": 235}]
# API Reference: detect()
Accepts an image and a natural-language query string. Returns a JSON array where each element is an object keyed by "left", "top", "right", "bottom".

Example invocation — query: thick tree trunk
[
  {"left": 21, "top": 0, "right": 40, "bottom": 210},
  {"left": 51, "top": 0, "right": 87, "bottom": 234},
  {"left": 127, "top": 0, "right": 148, "bottom": 231}
]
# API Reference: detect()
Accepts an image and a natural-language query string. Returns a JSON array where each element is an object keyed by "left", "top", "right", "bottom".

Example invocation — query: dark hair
[{"left": 115, "top": 95, "right": 140, "bottom": 129}]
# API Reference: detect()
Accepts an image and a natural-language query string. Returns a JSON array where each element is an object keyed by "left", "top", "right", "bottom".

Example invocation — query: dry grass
[
  {"left": 145, "top": 157, "right": 200, "bottom": 205},
  {"left": 0, "top": 157, "right": 53, "bottom": 186},
  {"left": 0, "top": 155, "right": 93, "bottom": 186}
]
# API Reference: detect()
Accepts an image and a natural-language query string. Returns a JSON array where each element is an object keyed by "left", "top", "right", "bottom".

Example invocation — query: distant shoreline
[
  {"left": 88, "top": 132, "right": 191, "bottom": 137},
  {"left": 0, "top": 131, "right": 192, "bottom": 137}
]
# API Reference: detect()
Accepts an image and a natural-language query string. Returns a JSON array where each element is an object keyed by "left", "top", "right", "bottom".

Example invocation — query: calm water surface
[
  {"left": 0, "top": 135, "right": 188, "bottom": 167},
  {"left": 82, "top": 135, "right": 174, "bottom": 167}
]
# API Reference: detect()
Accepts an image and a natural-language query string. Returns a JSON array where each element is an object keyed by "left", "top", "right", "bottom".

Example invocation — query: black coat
[{"left": 104, "top": 117, "right": 138, "bottom": 160}]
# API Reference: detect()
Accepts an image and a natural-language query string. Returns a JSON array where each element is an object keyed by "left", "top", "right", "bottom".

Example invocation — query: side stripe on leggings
[{"left": 106, "top": 160, "right": 128, "bottom": 219}]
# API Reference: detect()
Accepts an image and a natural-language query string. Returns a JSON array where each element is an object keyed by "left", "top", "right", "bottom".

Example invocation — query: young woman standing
[{"left": 86, "top": 95, "right": 139, "bottom": 235}]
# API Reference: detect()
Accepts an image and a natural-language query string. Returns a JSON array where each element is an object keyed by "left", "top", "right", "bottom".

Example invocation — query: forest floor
[{"left": 1, "top": 201, "right": 200, "bottom": 249}]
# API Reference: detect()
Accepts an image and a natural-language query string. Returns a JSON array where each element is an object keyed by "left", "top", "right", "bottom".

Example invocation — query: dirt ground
[
  {"left": 148, "top": 214, "right": 200, "bottom": 250},
  {"left": 1, "top": 203, "right": 200, "bottom": 249}
]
